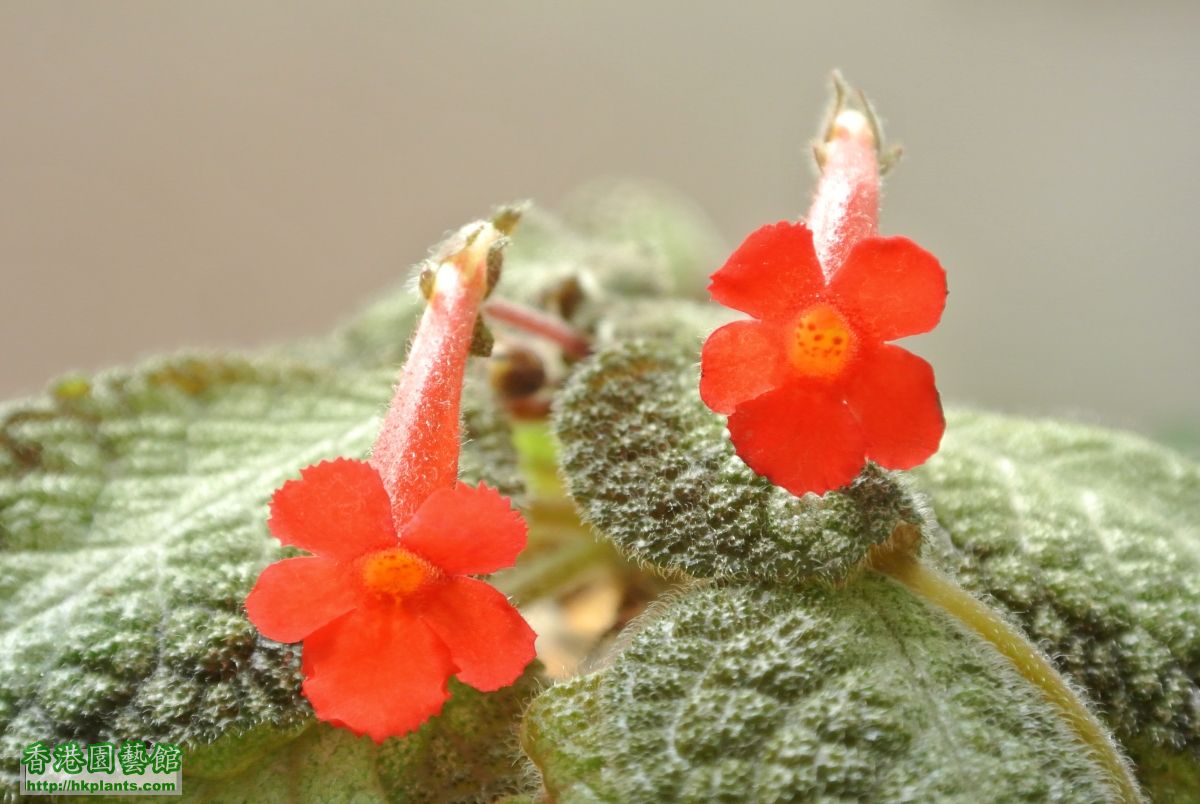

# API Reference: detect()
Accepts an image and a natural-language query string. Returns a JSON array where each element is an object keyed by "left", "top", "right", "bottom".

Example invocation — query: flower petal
[
  {"left": 828, "top": 236, "right": 946, "bottom": 341},
  {"left": 400, "top": 482, "right": 527, "bottom": 575},
  {"left": 418, "top": 576, "right": 536, "bottom": 692},
  {"left": 726, "top": 384, "right": 866, "bottom": 496},
  {"left": 700, "top": 319, "right": 789, "bottom": 415},
  {"left": 245, "top": 556, "right": 360, "bottom": 643},
  {"left": 268, "top": 459, "right": 397, "bottom": 561},
  {"left": 845, "top": 345, "right": 944, "bottom": 470},
  {"left": 707, "top": 222, "right": 825, "bottom": 321},
  {"left": 301, "top": 606, "right": 454, "bottom": 742}
]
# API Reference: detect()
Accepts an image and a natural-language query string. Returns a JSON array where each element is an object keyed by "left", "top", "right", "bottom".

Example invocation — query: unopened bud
[
  {"left": 540, "top": 275, "right": 586, "bottom": 322},
  {"left": 488, "top": 345, "right": 547, "bottom": 400}
]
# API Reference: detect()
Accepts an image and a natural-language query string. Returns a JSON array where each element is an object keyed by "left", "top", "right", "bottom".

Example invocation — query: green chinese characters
[{"left": 19, "top": 740, "right": 182, "bottom": 776}]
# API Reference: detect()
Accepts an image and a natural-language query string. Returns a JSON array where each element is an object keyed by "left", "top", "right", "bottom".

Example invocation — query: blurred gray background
[{"left": 2, "top": 2, "right": 1198, "bottom": 437}]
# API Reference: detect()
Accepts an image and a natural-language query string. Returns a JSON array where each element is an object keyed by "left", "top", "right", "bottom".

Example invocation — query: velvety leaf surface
[
  {"left": 183, "top": 675, "right": 537, "bottom": 803},
  {"left": 912, "top": 410, "right": 1200, "bottom": 797},
  {"left": 553, "top": 338, "right": 927, "bottom": 582},
  {"left": 523, "top": 579, "right": 1116, "bottom": 802}
]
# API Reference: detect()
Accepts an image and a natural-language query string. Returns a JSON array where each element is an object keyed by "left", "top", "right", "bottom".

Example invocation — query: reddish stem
[
  {"left": 370, "top": 224, "right": 499, "bottom": 527},
  {"left": 807, "top": 109, "right": 880, "bottom": 276},
  {"left": 484, "top": 300, "right": 592, "bottom": 359}
]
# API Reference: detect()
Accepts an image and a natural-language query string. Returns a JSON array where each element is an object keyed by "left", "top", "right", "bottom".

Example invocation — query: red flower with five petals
[
  {"left": 701, "top": 223, "right": 946, "bottom": 496},
  {"left": 246, "top": 460, "right": 535, "bottom": 741},
  {"left": 701, "top": 110, "right": 947, "bottom": 496},
  {"left": 245, "top": 218, "right": 536, "bottom": 741}
]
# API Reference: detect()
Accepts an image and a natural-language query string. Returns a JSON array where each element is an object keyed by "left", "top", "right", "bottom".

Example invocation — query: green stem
[{"left": 869, "top": 535, "right": 1143, "bottom": 803}]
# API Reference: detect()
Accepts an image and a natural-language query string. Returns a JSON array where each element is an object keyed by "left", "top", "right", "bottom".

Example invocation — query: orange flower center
[
  {"left": 788, "top": 302, "right": 856, "bottom": 378},
  {"left": 361, "top": 547, "right": 439, "bottom": 602}
]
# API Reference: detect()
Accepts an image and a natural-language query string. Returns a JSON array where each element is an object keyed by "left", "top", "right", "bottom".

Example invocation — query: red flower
[
  {"left": 700, "top": 221, "right": 946, "bottom": 496},
  {"left": 246, "top": 459, "right": 536, "bottom": 741},
  {"left": 245, "top": 217, "right": 536, "bottom": 741}
]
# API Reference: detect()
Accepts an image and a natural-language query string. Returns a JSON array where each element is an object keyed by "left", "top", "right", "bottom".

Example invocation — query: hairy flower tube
[
  {"left": 700, "top": 109, "right": 947, "bottom": 496},
  {"left": 245, "top": 221, "right": 536, "bottom": 741}
]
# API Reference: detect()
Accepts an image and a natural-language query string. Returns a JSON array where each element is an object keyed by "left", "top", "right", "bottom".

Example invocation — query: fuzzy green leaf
[
  {"left": 912, "top": 410, "right": 1200, "bottom": 798},
  {"left": 523, "top": 579, "right": 1117, "bottom": 802},
  {"left": 553, "top": 338, "right": 927, "bottom": 582},
  {"left": 184, "top": 675, "right": 538, "bottom": 803}
]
